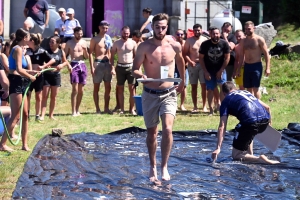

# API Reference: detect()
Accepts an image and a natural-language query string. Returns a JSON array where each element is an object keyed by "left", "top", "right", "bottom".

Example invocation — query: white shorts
[{"left": 26, "top": 17, "right": 45, "bottom": 34}]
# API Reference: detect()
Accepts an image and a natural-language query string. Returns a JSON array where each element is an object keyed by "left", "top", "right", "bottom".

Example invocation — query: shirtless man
[
  {"left": 236, "top": 21, "right": 270, "bottom": 99},
  {"left": 233, "top": 30, "right": 245, "bottom": 90},
  {"left": 111, "top": 26, "right": 137, "bottom": 115},
  {"left": 174, "top": 29, "right": 188, "bottom": 110},
  {"left": 132, "top": 13, "right": 185, "bottom": 182},
  {"left": 183, "top": 24, "right": 208, "bottom": 112},
  {"left": 65, "top": 27, "right": 89, "bottom": 116},
  {"left": 89, "top": 20, "right": 113, "bottom": 114},
  {"left": 132, "top": 30, "right": 143, "bottom": 46}
]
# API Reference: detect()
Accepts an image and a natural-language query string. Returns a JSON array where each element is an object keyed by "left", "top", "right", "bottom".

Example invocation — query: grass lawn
[{"left": 1, "top": 25, "right": 300, "bottom": 198}]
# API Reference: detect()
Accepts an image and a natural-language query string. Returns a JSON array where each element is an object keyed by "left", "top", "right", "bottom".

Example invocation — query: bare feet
[
  {"left": 22, "top": 146, "right": 31, "bottom": 151},
  {"left": 49, "top": 116, "right": 57, "bottom": 120},
  {"left": 180, "top": 105, "right": 187, "bottom": 111},
  {"left": 149, "top": 167, "right": 158, "bottom": 183},
  {"left": 0, "top": 144, "right": 14, "bottom": 152},
  {"left": 161, "top": 167, "right": 170, "bottom": 181},
  {"left": 259, "top": 155, "right": 280, "bottom": 164},
  {"left": 96, "top": 110, "right": 101, "bottom": 114}
]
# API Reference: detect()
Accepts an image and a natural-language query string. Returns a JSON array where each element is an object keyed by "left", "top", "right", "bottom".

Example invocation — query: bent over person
[
  {"left": 211, "top": 82, "right": 280, "bottom": 164},
  {"left": 132, "top": 13, "right": 185, "bottom": 183}
]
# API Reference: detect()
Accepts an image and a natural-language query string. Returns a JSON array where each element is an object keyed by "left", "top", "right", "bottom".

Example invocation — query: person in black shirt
[
  {"left": 199, "top": 27, "right": 230, "bottom": 115},
  {"left": 26, "top": 33, "right": 55, "bottom": 121},
  {"left": 220, "top": 22, "right": 237, "bottom": 81},
  {"left": 40, "top": 36, "right": 68, "bottom": 120}
]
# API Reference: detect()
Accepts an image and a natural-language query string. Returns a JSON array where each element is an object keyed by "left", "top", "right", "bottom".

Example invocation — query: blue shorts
[
  {"left": 205, "top": 70, "right": 227, "bottom": 90},
  {"left": 243, "top": 62, "right": 263, "bottom": 88},
  {"left": 174, "top": 66, "right": 189, "bottom": 86}
]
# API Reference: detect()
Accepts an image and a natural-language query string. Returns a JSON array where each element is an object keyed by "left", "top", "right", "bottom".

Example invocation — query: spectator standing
[{"left": 23, "top": 0, "right": 49, "bottom": 34}]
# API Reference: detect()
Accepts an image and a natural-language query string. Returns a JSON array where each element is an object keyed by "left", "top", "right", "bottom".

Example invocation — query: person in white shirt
[
  {"left": 54, "top": 8, "right": 68, "bottom": 39},
  {"left": 62, "top": 8, "right": 81, "bottom": 47},
  {"left": 139, "top": 7, "right": 154, "bottom": 40}
]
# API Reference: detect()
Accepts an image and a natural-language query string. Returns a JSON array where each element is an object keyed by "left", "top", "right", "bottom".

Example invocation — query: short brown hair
[
  {"left": 245, "top": 21, "right": 254, "bottom": 26},
  {"left": 235, "top": 29, "right": 244, "bottom": 34},
  {"left": 152, "top": 13, "right": 169, "bottom": 25},
  {"left": 222, "top": 81, "right": 236, "bottom": 94}
]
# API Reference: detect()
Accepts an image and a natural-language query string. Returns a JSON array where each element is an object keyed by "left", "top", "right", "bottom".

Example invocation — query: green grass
[
  {"left": 1, "top": 26, "right": 300, "bottom": 198},
  {"left": 271, "top": 23, "right": 300, "bottom": 46}
]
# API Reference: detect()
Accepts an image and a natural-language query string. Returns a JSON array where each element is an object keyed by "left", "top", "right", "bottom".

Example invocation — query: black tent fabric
[{"left": 13, "top": 127, "right": 300, "bottom": 199}]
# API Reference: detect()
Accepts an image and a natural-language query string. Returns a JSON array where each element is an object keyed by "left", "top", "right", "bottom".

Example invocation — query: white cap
[
  {"left": 66, "top": 8, "right": 75, "bottom": 14},
  {"left": 58, "top": 8, "right": 66, "bottom": 12}
]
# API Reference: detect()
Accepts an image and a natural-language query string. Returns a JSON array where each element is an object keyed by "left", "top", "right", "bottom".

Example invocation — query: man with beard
[
  {"left": 220, "top": 22, "right": 237, "bottom": 81},
  {"left": 132, "top": 13, "right": 185, "bottom": 183},
  {"left": 111, "top": 26, "right": 137, "bottom": 115},
  {"left": 89, "top": 20, "right": 113, "bottom": 114},
  {"left": 183, "top": 24, "right": 208, "bottom": 112},
  {"left": 233, "top": 30, "right": 246, "bottom": 90},
  {"left": 199, "top": 27, "right": 230, "bottom": 115},
  {"left": 237, "top": 21, "right": 270, "bottom": 99},
  {"left": 174, "top": 29, "right": 188, "bottom": 111},
  {"left": 65, "top": 27, "right": 89, "bottom": 116}
]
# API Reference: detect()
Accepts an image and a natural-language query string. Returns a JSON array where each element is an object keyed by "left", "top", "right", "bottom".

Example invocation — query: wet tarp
[{"left": 13, "top": 127, "right": 300, "bottom": 199}]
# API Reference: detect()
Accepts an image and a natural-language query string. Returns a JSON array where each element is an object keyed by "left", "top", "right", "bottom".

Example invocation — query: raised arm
[
  {"left": 211, "top": 115, "right": 228, "bottom": 161},
  {"left": 14, "top": 47, "right": 35, "bottom": 81}
]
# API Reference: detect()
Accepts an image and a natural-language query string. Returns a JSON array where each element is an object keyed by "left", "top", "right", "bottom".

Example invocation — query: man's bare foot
[
  {"left": 49, "top": 116, "right": 57, "bottom": 120},
  {"left": 180, "top": 105, "right": 187, "bottom": 111},
  {"left": 103, "top": 109, "right": 113, "bottom": 115},
  {"left": 149, "top": 166, "right": 158, "bottom": 182},
  {"left": 22, "top": 146, "right": 31, "bottom": 151},
  {"left": 161, "top": 167, "right": 170, "bottom": 181},
  {"left": 0, "top": 145, "right": 14, "bottom": 152},
  {"left": 130, "top": 110, "right": 137, "bottom": 115},
  {"left": 259, "top": 155, "right": 280, "bottom": 164},
  {"left": 202, "top": 107, "right": 209, "bottom": 112},
  {"left": 96, "top": 110, "right": 101, "bottom": 114}
]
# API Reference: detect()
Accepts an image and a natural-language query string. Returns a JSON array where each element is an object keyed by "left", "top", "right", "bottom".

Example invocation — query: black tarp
[{"left": 12, "top": 127, "right": 300, "bottom": 199}]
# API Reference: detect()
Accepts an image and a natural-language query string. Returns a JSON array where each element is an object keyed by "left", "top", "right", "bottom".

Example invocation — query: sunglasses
[{"left": 177, "top": 33, "right": 184, "bottom": 36}]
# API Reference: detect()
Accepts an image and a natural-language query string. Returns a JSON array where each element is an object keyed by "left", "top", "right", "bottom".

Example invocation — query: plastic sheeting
[{"left": 13, "top": 127, "right": 300, "bottom": 199}]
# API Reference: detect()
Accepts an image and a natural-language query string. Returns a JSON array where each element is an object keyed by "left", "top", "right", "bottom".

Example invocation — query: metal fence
[{"left": 185, "top": 0, "right": 232, "bottom": 31}]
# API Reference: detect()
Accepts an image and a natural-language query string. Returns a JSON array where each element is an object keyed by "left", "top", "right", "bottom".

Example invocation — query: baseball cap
[
  {"left": 58, "top": 8, "right": 66, "bottom": 12},
  {"left": 66, "top": 8, "right": 75, "bottom": 14},
  {"left": 99, "top": 20, "right": 110, "bottom": 26}
]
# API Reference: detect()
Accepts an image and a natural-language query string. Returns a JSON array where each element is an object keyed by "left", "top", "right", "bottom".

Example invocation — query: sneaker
[{"left": 35, "top": 116, "right": 44, "bottom": 123}]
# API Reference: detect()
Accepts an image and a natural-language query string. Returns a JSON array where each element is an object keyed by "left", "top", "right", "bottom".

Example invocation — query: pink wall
[
  {"left": 0, "top": 0, "right": 2, "bottom": 20},
  {"left": 104, "top": 0, "right": 124, "bottom": 36}
]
